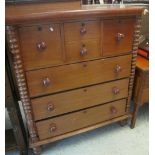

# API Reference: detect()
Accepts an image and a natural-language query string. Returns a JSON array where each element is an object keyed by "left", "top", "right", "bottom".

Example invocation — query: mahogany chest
[{"left": 6, "top": 1, "right": 143, "bottom": 154}]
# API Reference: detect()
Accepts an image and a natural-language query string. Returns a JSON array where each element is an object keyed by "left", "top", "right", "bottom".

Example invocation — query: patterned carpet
[{"left": 6, "top": 103, "right": 149, "bottom": 155}]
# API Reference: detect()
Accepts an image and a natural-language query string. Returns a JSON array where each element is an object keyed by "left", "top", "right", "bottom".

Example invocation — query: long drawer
[
  {"left": 26, "top": 55, "right": 131, "bottom": 97},
  {"left": 32, "top": 78, "right": 129, "bottom": 121},
  {"left": 36, "top": 99, "right": 127, "bottom": 140}
]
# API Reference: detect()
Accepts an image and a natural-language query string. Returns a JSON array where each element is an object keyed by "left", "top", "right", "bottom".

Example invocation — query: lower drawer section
[
  {"left": 36, "top": 99, "right": 126, "bottom": 140},
  {"left": 32, "top": 78, "right": 129, "bottom": 121}
]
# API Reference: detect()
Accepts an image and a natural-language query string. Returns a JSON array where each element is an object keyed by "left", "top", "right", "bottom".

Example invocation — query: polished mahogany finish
[
  {"left": 102, "top": 18, "right": 135, "bottom": 57},
  {"left": 31, "top": 78, "right": 129, "bottom": 121},
  {"left": 36, "top": 99, "right": 126, "bottom": 140},
  {"left": 19, "top": 24, "right": 63, "bottom": 70},
  {"left": 6, "top": 1, "right": 143, "bottom": 25},
  {"left": 6, "top": 1, "right": 143, "bottom": 154},
  {"left": 26, "top": 55, "right": 131, "bottom": 97}
]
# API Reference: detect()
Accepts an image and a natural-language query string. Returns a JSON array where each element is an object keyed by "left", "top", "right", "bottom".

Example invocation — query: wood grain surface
[
  {"left": 26, "top": 55, "right": 131, "bottom": 97},
  {"left": 32, "top": 78, "right": 129, "bottom": 120},
  {"left": 6, "top": 1, "right": 143, "bottom": 24},
  {"left": 36, "top": 99, "right": 127, "bottom": 140}
]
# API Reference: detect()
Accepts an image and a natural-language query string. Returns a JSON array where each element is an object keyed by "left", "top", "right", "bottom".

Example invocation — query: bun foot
[
  {"left": 33, "top": 146, "right": 42, "bottom": 155},
  {"left": 119, "top": 119, "right": 128, "bottom": 127}
]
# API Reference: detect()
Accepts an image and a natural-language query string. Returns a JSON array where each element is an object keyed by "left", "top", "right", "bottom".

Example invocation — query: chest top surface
[{"left": 6, "top": 1, "right": 144, "bottom": 25}]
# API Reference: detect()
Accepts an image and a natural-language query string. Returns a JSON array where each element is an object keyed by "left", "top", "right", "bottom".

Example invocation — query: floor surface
[{"left": 6, "top": 104, "right": 149, "bottom": 155}]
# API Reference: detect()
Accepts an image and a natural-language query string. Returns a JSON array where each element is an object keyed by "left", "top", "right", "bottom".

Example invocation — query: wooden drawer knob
[
  {"left": 49, "top": 124, "right": 57, "bottom": 133},
  {"left": 110, "top": 106, "right": 117, "bottom": 114},
  {"left": 80, "top": 45, "right": 87, "bottom": 56},
  {"left": 80, "top": 23, "right": 87, "bottom": 35},
  {"left": 43, "top": 77, "right": 50, "bottom": 87},
  {"left": 116, "top": 33, "right": 125, "bottom": 41},
  {"left": 49, "top": 26, "right": 54, "bottom": 32},
  {"left": 37, "top": 41, "right": 46, "bottom": 51},
  {"left": 80, "top": 27, "right": 87, "bottom": 35},
  {"left": 47, "top": 104, "right": 54, "bottom": 112},
  {"left": 112, "top": 87, "right": 120, "bottom": 95},
  {"left": 114, "top": 65, "right": 122, "bottom": 73}
]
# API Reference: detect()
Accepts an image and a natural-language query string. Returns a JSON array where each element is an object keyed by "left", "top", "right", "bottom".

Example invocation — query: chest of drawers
[{"left": 6, "top": 1, "right": 143, "bottom": 154}]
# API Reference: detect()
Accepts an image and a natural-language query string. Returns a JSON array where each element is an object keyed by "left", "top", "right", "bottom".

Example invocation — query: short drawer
[
  {"left": 64, "top": 20, "right": 100, "bottom": 42},
  {"left": 26, "top": 55, "right": 131, "bottom": 97},
  {"left": 102, "top": 18, "right": 135, "bottom": 56},
  {"left": 36, "top": 99, "right": 127, "bottom": 140},
  {"left": 19, "top": 24, "right": 63, "bottom": 70},
  {"left": 65, "top": 39, "right": 101, "bottom": 62},
  {"left": 32, "top": 78, "right": 129, "bottom": 121}
]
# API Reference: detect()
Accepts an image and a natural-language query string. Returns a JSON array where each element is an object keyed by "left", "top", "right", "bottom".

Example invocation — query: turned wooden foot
[
  {"left": 33, "top": 146, "right": 42, "bottom": 155},
  {"left": 119, "top": 119, "right": 128, "bottom": 127},
  {"left": 20, "top": 150, "right": 28, "bottom": 155}
]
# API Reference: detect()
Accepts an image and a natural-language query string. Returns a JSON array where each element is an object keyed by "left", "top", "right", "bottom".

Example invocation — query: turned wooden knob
[
  {"left": 112, "top": 87, "right": 120, "bottom": 95},
  {"left": 114, "top": 65, "right": 122, "bottom": 73},
  {"left": 37, "top": 41, "right": 46, "bottom": 51},
  {"left": 80, "top": 45, "right": 87, "bottom": 56},
  {"left": 110, "top": 106, "right": 117, "bottom": 114},
  {"left": 47, "top": 104, "right": 54, "bottom": 112},
  {"left": 80, "top": 23, "right": 87, "bottom": 35},
  {"left": 43, "top": 77, "right": 50, "bottom": 87},
  {"left": 116, "top": 33, "right": 125, "bottom": 41},
  {"left": 49, "top": 26, "right": 54, "bottom": 32},
  {"left": 80, "top": 27, "right": 87, "bottom": 35},
  {"left": 49, "top": 124, "right": 57, "bottom": 133}
]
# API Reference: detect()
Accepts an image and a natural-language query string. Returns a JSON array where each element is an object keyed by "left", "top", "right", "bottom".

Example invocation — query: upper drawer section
[
  {"left": 102, "top": 18, "right": 135, "bottom": 56},
  {"left": 19, "top": 24, "right": 63, "bottom": 71},
  {"left": 65, "top": 39, "right": 101, "bottom": 62},
  {"left": 64, "top": 20, "right": 101, "bottom": 42},
  {"left": 26, "top": 55, "right": 131, "bottom": 98}
]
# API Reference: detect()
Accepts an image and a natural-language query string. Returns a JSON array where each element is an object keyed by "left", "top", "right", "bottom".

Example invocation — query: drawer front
[
  {"left": 36, "top": 99, "right": 126, "bottom": 140},
  {"left": 19, "top": 24, "right": 63, "bottom": 70},
  {"left": 66, "top": 39, "right": 101, "bottom": 62},
  {"left": 64, "top": 20, "right": 100, "bottom": 42},
  {"left": 32, "top": 78, "right": 129, "bottom": 121},
  {"left": 102, "top": 18, "right": 135, "bottom": 56},
  {"left": 26, "top": 55, "right": 131, "bottom": 97}
]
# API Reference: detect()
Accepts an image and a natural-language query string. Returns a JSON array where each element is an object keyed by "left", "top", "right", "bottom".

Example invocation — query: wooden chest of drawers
[{"left": 6, "top": 1, "right": 143, "bottom": 154}]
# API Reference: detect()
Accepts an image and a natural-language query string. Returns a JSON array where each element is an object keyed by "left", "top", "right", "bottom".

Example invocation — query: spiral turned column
[
  {"left": 6, "top": 26, "right": 41, "bottom": 154},
  {"left": 126, "top": 16, "right": 142, "bottom": 112}
]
